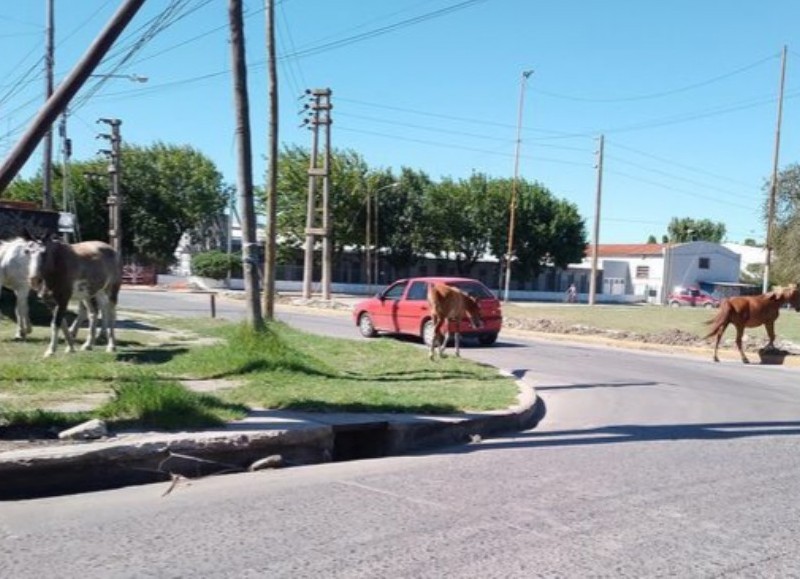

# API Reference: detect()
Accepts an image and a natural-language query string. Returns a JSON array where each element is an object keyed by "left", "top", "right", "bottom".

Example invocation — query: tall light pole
[
  {"left": 763, "top": 45, "right": 787, "bottom": 293},
  {"left": 503, "top": 69, "right": 533, "bottom": 302}
]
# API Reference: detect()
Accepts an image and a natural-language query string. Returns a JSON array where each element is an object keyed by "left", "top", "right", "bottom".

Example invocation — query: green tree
[
  {"left": 5, "top": 143, "right": 231, "bottom": 269},
  {"left": 769, "top": 163, "right": 800, "bottom": 284},
  {"left": 378, "top": 167, "right": 430, "bottom": 278},
  {"left": 646, "top": 234, "right": 658, "bottom": 244},
  {"left": 666, "top": 217, "right": 726, "bottom": 242},
  {"left": 489, "top": 178, "right": 587, "bottom": 282}
]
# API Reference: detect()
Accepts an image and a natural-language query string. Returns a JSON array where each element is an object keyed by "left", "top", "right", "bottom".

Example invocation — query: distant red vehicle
[
  {"left": 353, "top": 277, "right": 503, "bottom": 346},
  {"left": 667, "top": 285, "right": 720, "bottom": 308}
]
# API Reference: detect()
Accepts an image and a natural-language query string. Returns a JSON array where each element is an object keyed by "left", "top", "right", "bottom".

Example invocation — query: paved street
[{"left": 3, "top": 290, "right": 800, "bottom": 577}]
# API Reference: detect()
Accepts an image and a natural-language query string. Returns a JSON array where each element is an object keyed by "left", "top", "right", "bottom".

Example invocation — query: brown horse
[
  {"left": 27, "top": 237, "right": 121, "bottom": 358},
  {"left": 704, "top": 284, "right": 800, "bottom": 363},
  {"left": 427, "top": 282, "right": 483, "bottom": 360}
]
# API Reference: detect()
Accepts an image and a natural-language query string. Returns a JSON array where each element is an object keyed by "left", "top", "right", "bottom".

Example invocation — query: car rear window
[{"left": 449, "top": 281, "right": 494, "bottom": 300}]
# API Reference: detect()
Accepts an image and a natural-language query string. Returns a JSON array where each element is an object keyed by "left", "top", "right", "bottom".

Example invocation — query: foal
[
  {"left": 427, "top": 282, "right": 483, "bottom": 360},
  {"left": 28, "top": 238, "right": 121, "bottom": 358},
  {"left": 704, "top": 284, "right": 800, "bottom": 363},
  {"left": 0, "top": 238, "right": 35, "bottom": 340}
]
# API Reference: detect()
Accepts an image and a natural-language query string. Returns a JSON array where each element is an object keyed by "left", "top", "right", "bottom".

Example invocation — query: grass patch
[{"left": 95, "top": 373, "right": 248, "bottom": 430}]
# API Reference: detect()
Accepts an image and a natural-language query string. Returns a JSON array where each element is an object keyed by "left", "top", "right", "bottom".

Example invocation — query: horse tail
[{"left": 703, "top": 299, "right": 730, "bottom": 339}]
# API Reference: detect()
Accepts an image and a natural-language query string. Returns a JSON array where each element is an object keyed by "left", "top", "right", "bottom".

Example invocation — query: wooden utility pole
[
  {"left": 589, "top": 134, "right": 604, "bottom": 305},
  {"left": 503, "top": 70, "right": 533, "bottom": 302},
  {"left": 763, "top": 45, "right": 787, "bottom": 293},
  {"left": 42, "top": 0, "right": 55, "bottom": 209},
  {"left": 262, "top": 0, "right": 278, "bottom": 320},
  {"left": 228, "top": 0, "right": 263, "bottom": 329}
]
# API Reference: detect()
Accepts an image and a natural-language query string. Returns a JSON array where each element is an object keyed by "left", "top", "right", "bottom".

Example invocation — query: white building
[{"left": 583, "top": 242, "right": 743, "bottom": 304}]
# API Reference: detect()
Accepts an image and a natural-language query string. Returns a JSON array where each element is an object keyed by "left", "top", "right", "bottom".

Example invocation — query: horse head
[
  {"left": 769, "top": 284, "right": 800, "bottom": 312},
  {"left": 26, "top": 236, "right": 60, "bottom": 298}
]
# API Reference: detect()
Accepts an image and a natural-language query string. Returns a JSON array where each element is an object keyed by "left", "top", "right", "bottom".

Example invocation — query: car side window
[
  {"left": 406, "top": 281, "right": 428, "bottom": 301},
  {"left": 383, "top": 282, "right": 407, "bottom": 301}
]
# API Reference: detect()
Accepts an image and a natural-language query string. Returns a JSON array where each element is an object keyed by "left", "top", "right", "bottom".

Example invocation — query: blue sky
[{"left": 0, "top": 0, "right": 798, "bottom": 244}]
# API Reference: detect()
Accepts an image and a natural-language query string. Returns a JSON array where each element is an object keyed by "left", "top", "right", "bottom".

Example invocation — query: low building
[{"left": 583, "top": 242, "right": 743, "bottom": 304}]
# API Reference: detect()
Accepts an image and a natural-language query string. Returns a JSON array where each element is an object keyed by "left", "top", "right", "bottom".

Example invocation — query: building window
[
  {"left": 635, "top": 265, "right": 649, "bottom": 279},
  {"left": 699, "top": 257, "right": 710, "bottom": 269}
]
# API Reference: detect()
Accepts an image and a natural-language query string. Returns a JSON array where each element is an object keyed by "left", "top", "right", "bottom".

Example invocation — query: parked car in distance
[
  {"left": 667, "top": 285, "right": 720, "bottom": 308},
  {"left": 353, "top": 277, "right": 503, "bottom": 346}
]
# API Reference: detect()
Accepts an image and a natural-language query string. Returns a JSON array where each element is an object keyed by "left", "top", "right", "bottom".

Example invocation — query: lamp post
[
  {"left": 367, "top": 182, "right": 399, "bottom": 292},
  {"left": 503, "top": 69, "right": 533, "bottom": 302}
]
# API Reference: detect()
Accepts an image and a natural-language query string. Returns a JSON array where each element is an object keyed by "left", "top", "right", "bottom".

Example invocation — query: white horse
[
  {"left": 27, "top": 237, "right": 122, "bottom": 358},
  {"left": 0, "top": 237, "right": 35, "bottom": 340}
]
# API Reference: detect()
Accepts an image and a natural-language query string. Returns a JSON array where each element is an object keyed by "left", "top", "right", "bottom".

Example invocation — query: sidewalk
[{"left": 0, "top": 380, "right": 541, "bottom": 500}]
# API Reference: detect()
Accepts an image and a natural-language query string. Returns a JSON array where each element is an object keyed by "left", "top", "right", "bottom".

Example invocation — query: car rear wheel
[
  {"left": 704, "top": 302, "right": 715, "bottom": 309},
  {"left": 422, "top": 319, "right": 436, "bottom": 347},
  {"left": 358, "top": 313, "right": 377, "bottom": 338},
  {"left": 669, "top": 301, "right": 681, "bottom": 308},
  {"left": 478, "top": 333, "right": 498, "bottom": 346}
]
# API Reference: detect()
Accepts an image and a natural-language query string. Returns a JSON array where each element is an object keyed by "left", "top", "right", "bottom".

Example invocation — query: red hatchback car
[{"left": 353, "top": 276, "right": 503, "bottom": 346}]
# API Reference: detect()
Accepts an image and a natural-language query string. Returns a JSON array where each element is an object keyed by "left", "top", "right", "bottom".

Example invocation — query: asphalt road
[{"left": 3, "top": 290, "right": 800, "bottom": 577}]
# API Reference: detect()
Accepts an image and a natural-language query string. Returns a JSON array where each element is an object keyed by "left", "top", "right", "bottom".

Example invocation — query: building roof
[{"left": 586, "top": 243, "right": 665, "bottom": 258}]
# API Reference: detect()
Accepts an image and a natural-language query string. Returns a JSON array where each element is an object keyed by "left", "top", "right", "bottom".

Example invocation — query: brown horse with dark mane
[
  {"left": 27, "top": 237, "right": 121, "bottom": 358},
  {"left": 704, "top": 284, "right": 800, "bottom": 363},
  {"left": 427, "top": 282, "right": 483, "bottom": 360}
]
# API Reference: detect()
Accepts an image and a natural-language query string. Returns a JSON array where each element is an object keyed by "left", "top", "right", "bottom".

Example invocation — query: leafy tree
[
  {"left": 646, "top": 234, "right": 658, "bottom": 244},
  {"left": 5, "top": 143, "right": 231, "bottom": 269},
  {"left": 488, "top": 178, "right": 587, "bottom": 282},
  {"left": 420, "top": 172, "right": 498, "bottom": 275},
  {"left": 769, "top": 163, "right": 800, "bottom": 284},
  {"left": 666, "top": 217, "right": 726, "bottom": 242},
  {"left": 378, "top": 167, "right": 430, "bottom": 277}
]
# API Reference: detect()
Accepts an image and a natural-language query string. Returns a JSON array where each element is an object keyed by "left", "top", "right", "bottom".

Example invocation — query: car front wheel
[{"left": 358, "top": 313, "right": 377, "bottom": 338}]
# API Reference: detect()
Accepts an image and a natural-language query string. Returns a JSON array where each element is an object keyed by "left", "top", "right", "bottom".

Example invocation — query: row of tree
[{"left": 6, "top": 142, "right": 800, "bottom": 285}]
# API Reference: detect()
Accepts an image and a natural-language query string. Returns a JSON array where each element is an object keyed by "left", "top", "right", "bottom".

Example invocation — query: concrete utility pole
[
  {"left": 589, "top": 134, "right": 604, "bottom": 306},
  {"left": 229, "top": 0, "right": 263, "bottom": 330},
  {"left": 262, "top": 0, "right": 279, "bottom": 321},
  {"left": 503, "top": 70, "right": 533, "bottom": 302},
  {"left": 97, "top": 118, "right": 122, "bottom": 256},
  {"left": 42, "top": 0, "right": 55, "bottom": 209},
  {"left": 0, "top": 0, "right": 145, "bottom": 195},
  {"left": 763, "top": 45, "right": 787, "bottom": 294},
  {"left": 301, "top": 88, "right": 333, "bottom": 300},
  {"left": 59, "top": 111, "right": 73, "bottom": 241}
]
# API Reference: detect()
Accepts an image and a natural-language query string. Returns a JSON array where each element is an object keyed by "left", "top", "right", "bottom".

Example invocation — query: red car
[
  {"left": 667, "top": 285, "right": 720, "bottom": 308},
  {"left": 353, "top": 276, "right": 503, "bottom": 346}
]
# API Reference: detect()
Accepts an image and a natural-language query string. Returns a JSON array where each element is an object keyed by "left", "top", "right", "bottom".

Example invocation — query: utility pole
[
  {"left": 229, "top": 0, "right": 263, "bottom": 329},
  {"left": 0, "top": 0, "right": 145, "bottom": 194},
  {"left": 262, "top": 0, "right": 278, "bottom": 321},
  {"left": 589, "top": 134, "right": 604, "bottom": 305},
  {"left": 41, "top": 0, "right": 55, "bottom": 209},
  {"left": 301, "top": 88, "right": 333, "bottom": 300},
  {"left": 763, "top": 45, "right": 787, "bottom": 293},
  {"left": 59, "top": 111, "right": 73, "bottom": 241},
  {"left": 503, "top": 70, "right": 533, "bottom": 302},
  {"left": 97, "top": 118, "right": 121, "bottom": 256}
]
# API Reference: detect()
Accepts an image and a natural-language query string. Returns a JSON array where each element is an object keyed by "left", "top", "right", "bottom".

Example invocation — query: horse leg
[
  {"left": 453, "top": 316, "right": 462, "bottom": 357},
  {"left": 429, "top": 315, "right": 440, "bottom": 360},
  {"left": 69, "top": 300, "right": 89, "bottom": 340},
  {"left": 438, "top": 320, "right": 450, "bottom": 359},
  {"left": 13, "top": 287, "right": 31, "bottom": 340},
  {"left": 712, "top": 322, "right": 727, "bottom": 363},
  {"left": 101, "top": 293, "right": 117, "bottom": 353},
  {"left": 735, "top": 324, "right": 749, "bottom": 364},
  {"left": 45, "top": 299, "right": 75, "bottom": 357},
  {"left": 764, "top": 320, "right": 777, "bottom": 351},
  {"left": 80, "top": 299, "right": 100, "bottom": 351}
]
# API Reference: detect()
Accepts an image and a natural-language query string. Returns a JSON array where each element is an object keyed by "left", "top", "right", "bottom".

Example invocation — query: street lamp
[
  {"left": 367, "top": 182, "right": 399, "bottom": 292},
  {"left": 503, "top": 69, "right": 533, "bottom": 303}
]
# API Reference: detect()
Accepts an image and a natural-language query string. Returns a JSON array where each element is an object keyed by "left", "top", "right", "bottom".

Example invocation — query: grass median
[{"left": 0, "top": 315, "right": 518, "bottom": 433}]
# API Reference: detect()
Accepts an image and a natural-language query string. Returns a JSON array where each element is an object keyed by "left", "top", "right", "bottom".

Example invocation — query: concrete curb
[{"left": 0, "top": 383, "right": 540, "bottom": 500}]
